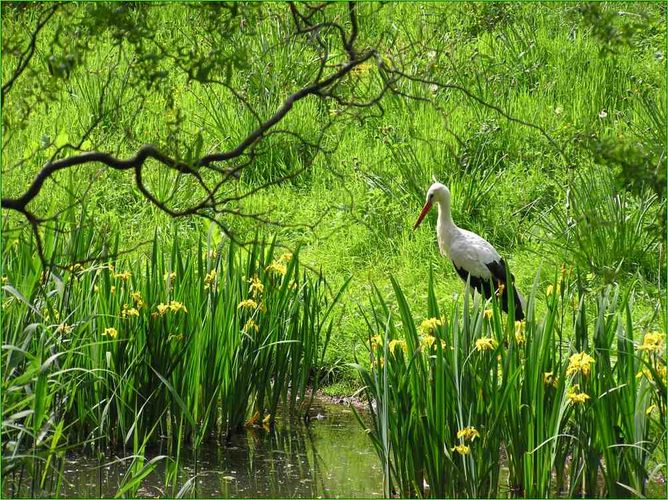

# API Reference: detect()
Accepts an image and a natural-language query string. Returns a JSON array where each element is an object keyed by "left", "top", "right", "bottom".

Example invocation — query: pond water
[{"left": 5, "top": 399, "right": 383, "bottom": 498}]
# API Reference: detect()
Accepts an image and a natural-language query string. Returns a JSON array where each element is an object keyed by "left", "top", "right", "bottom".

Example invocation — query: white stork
[{"left": 413, "top": 182, "right": 525, "bottom": 320}]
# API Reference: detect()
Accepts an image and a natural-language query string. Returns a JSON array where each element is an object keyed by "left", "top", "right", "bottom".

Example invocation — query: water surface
[{"left": 5, "top": 399, "right": 383, "bottom": 498}]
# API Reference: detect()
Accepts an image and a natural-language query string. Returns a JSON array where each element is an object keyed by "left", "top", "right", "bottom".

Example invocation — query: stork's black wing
[{"left": 485, "top": 259, "right": 525, "bottom": 320}]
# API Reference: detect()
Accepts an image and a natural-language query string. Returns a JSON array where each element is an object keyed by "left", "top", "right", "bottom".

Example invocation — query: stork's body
[{"left": 415, "top": 183, "right": 525, "bottom": 320}]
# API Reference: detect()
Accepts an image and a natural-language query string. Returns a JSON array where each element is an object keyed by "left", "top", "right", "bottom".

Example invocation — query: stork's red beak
[{"left": 413, "top": 201, "right": 432, "bottom": 230}]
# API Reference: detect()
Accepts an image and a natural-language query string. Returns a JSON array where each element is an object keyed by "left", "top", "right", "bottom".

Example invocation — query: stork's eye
[{"left": 429, "top": 194, "right": 434, "bottom": 201}]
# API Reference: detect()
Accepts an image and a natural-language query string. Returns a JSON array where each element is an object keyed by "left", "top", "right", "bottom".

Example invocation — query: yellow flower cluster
[
  {"left": 249, "top": 275, "right": 264, "bottom": 297},
  {"left": 154, "top": 300, "right": 188, "bottom": 317},
  {"left": 56, "top": 323, "right": 73, "bottom": 334},
  {"left": 456, "top": 426, "right": 480, "bottom": 441},
  {"left": 484, "top": 309, "right": 494, "bottom": 320},
  {"left": 389, "top": 339, "right": 408, "bottom": 355},
  {"left": 451, "top": 444, "right": 470, "bottom": 455},
  {"left": 475, "top": 337, "right": 497, "bottom": 352},
  {"left": 204, "top": 270, "right": 217, "bottom": 290},
  {"left": 420, "top": 335, "right": 447, "bottom": 350},
  {"left": 567, "top": 384, "right": 590, "bottom": 405},
  {"left": 131, "top": 291, "right": 144, "bottom": 308},
  {"left": 566, "top": 352, "right": 595, "bottom": 377},
  {"left": 238, "top": 299, "right": 258, "bottom": 310},
  {"left": 114, "top": 271, "right": 131, "bottom": 281},
  {"left": 243, "top": 319, "right": 259, "bottom": 333},
  {"left": 638, "top": 332, "right": 665, "bottom": 353},
  {"left": 102, "top": 327, "right": 118, "bottom": 339},
  {"left": 121, "top": 304, "right": 140, "bottom": 319},
  {"left": 637, "top": 365, "right": 666, "bottom": 384},
  {"left": 370, "top": 334, "right": 383, "bottom": 351},
  {"left": 265, "top": 262, "right": 287, "bottom": 276},
  {"left": 418, "top": 317, "right": 444, "bottom": 335}
]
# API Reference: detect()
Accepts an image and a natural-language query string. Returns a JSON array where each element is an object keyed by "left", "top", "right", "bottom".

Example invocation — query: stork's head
[{"left": 413, "top": 182, "right": 450, "bottom": 230}]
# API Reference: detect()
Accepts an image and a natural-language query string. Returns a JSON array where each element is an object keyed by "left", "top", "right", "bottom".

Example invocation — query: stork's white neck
[{"left": 436, "top": 198, "right": 458, "bottom": 256}]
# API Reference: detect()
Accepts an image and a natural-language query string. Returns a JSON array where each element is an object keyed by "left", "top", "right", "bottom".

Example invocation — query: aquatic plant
[
  {"left": 354, "top": 269, "right": 666, "bottom": 497},
  {"left": 1, "top": 221, "right": 346, "bottom": 495}
]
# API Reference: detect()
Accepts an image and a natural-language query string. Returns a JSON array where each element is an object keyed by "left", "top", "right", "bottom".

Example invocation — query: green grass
[
  {"left": 1, "top": 2, "right": 665, "bottom": 497},
  {"left": 354, "top": 269, "right": 666, "bottom": 497},
  {"left": 1, "top": 220, "right": 346, "bottom": 496}
]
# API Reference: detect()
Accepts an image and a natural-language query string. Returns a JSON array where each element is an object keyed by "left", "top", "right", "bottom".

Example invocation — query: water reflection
[{"left": 4, "top": 400, "right": 383, "bottom": 498}]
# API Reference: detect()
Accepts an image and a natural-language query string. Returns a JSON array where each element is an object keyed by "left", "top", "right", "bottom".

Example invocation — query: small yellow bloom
[
  {"left": 389, "top": 339, "right": 408, "bottom": 355},
  {"left": 94, "top": 285, "right": 99, "bottom": 293},
  {"left": 156, "top": 303, "right": 169, "bottom": 316},
  {"left": 420, "top": 335, "right": 446, "bottom": 350},
  {"left": 102, "top": 327, "right": 118, "bottom": 339},
  {"left": 114, "top": 271, "right": 131, "bottom": 281},
  {"left": 370, "top": 334, "right": 383, "bottom": 351},
  {"left": 370, "top": 356, "right": 385, "bottom": 370},
  {"left": 515, "top": 320, "right": 526, "bottom": 345},
  {"left": 546, "top": 284, "right": 554, "bottom": 296},
  {"left": 2, "top": 276, "right": 8, "bottom": 285},
  {"left": 68, "top": 263, "right": 84, "bottom": 274},
  {"left": 56, "top": 323, "right": 73, "bottom": 334},
  {"left": 456, "top": 426, "right": 480, "bottom": 441},
  {"left": 243, "top": 319, "right": 259, "bottom": 333},
  {"left": 646, "top": 404, "right": 657, "bottom": 415},
  {"left": 265, "top": 262, "right": 287, "bottom": 276},
  {"left": 351, "top": 62, "right": 373, "bottom": 76},
  {"left": 452, "top": 444, "right": 470, "bottom": 455},
  {"left": 544, "top": 371, "right": 558, "bottom": 387},
  {"left": 110, "top": 285, "right": 116, "bottom": 295},
  {"left": 566, "top": 352, "right": 595, "bottom": 377},
  {"left": 567, "top": 384, "right": 590, "bottom": 405},
  {"left": 238, "top": 299, "right": 258, "bottom": 310},
  {"left": 418, "top": 317, "right": 444, "bottom": 335},
  {"left": 475, "top": 337, "right": 497, "bottom": 352},
  {"left": 121, "top": 304, "right": 140, "bottom": 319},
  {"left": 169, "top": 300, "right": 187, "bottom": 313},
  {"left": 248, "top": 275, "right": 264, "bottom": 297},
  {"left": 278, "top": 252, "right": 293, "bottom": 263},
  {"left": 484, "top": 309, "right": 493, "bottom": 320},
  {"left": 130, "top": 291, "right": 144, "bottom": 308},
  {"left": 164, "top": 271, "right": 176, "bottom": 283},
  {"left": 495, "top": 283, "right": 505, "bottom": 297},
  {"left": 245, "top": 411, "right": 260, "bottom": 427},
  {"left": 638, "top": 332, "right": 665, "bottom": 353},
  {"left": 204, "top": 270, "right": 217, "bottom": 290},
  {"left": 263, "top": 413, "right": 272, "bottom": 425}
]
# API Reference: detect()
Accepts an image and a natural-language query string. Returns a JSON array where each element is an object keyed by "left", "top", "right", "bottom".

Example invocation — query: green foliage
[
  {"left": 354, "top": 271, "right": 666, "bottom": 498},
  {"left": 539, "top": 167, "right": 663, "bottom": 282},
  {"left": 1, "top": 220, "right": 345, "bottom": 495}
]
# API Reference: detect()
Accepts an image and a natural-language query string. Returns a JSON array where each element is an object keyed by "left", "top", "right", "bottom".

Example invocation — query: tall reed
[
  {"left": 354, "top": 268, "right": 665, "bottom": 498},
  {"left": 2, "top": 221, "right": 345, "bottom": 496}
]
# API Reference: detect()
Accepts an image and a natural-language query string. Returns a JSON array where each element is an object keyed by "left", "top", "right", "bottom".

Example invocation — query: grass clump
[
  {"left": 354, "top": 270, "right": 666, "bottom": 498},
  {"left": 1, "top": 220, "right": 346, "bottom": 496}
]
